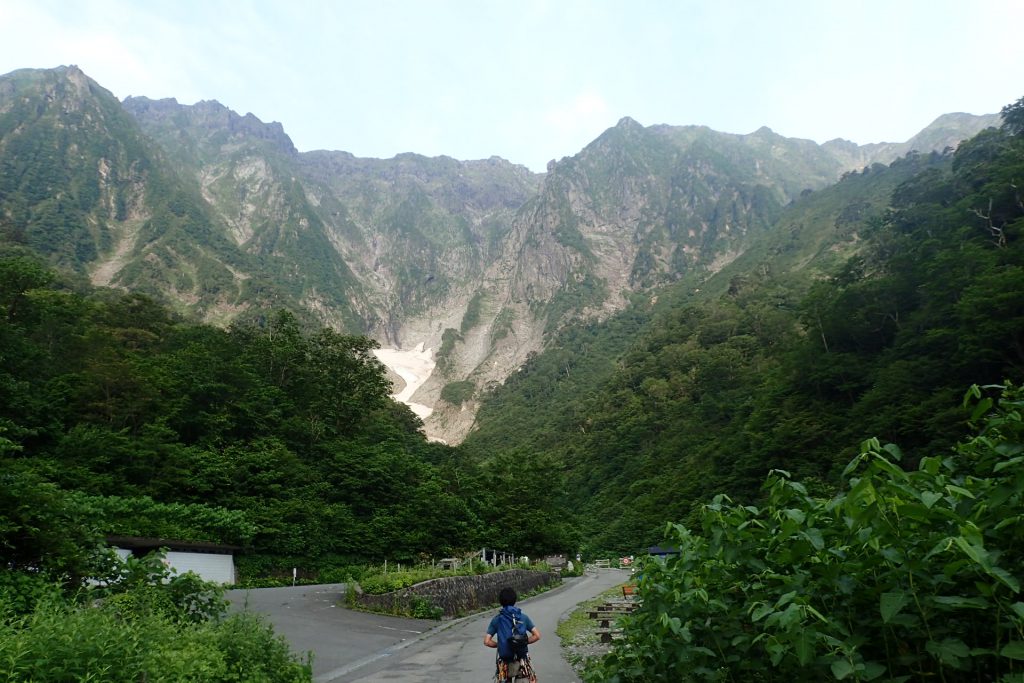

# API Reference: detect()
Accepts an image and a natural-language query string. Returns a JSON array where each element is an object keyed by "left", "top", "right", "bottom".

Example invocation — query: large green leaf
[
  {"left": 926, "top": 638, "right": 970, "bottom": 666},
  {"left": 931, "top": 595, "right": 988, "bottom": 610},
  {"left": 880, "top": 591, "right": 911, "bottom": 623},
  {"left": 831, "top": 659, "right": 854, "bottom": 680},
  {"left": 1001, "top": 641, "right": 1024, "bottom": 660},
  {"left": 795, "top": 630, "right": 815, "bottom": 665}
]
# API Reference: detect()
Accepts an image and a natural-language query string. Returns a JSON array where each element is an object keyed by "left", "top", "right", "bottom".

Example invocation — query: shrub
[
  {"left": 587, "top": 384, "right": 1024, "bottom": 682},
  {"left": 357, "top": 561, "right": 503, "bottom": 596},
  {"left": 359, "top": 568, "right": 438, "bottom": 595},
  {"left": 0, "top": 598, "right": 311, "bottom": 682},
  {"left": 409, "top": 596, "right": 443, "bottom": 620},
  {"left": 0, "top": 550, "right": 311, "bottom": 682},
  {"left": 94, "top": 551, "right": 227, "bottom": 624},
  {"left": 0, "top": 571, "right": 60, "bottom": 618},
  {"left": 440, "top": 380, "right": 475, "bottom": 405}
]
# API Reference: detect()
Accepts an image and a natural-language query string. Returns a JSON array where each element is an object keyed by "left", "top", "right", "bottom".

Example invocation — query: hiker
[{"left": 484, "top": 587, "right": 541, "bottom": 682}]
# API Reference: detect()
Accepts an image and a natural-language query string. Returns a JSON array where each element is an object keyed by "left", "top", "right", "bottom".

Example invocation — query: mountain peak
[
  {"left": 124, "top": 95, "right": 297, "bottom": 156},
  {"left": 615, "top": 116, "right": 644, "bottom": 130}
]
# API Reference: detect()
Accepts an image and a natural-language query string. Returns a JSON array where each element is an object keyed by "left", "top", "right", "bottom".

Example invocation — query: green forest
[
  {"left": 464, "top": 107, "right": 1024, "bottom": 558},
  {"left": 468, "top": 103, "right": 1024, "bottom": 680},
  {"left": 1, "top": 92, "right": 1023, "bottom": 680},
  {"left": 0, "top": 265, "right": 564, "bottom": 574},
  {"left": 0, "top": 253, "right": 566, "bottom": 678}
]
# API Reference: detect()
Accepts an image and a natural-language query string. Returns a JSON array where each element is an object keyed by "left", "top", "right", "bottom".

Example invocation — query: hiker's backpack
[{"left": 496, "top": 605, "right": 530, "bottom": 661}]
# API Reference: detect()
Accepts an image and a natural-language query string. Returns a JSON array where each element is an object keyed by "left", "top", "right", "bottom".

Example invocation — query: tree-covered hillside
[
  {"left": 2, "top": 66, "right": 1020, "bottom": 575},
  {"left": 0, "top": 245, "right": 586, "bottom": 581},
  {"left": 2, "top": 65, "right": 999, "bottom": 444},
  {"left": 0, "top": 258, "right": 467, "bottom": 574},
  {"left": 463, "top": 113, "right": 1024, "bottom": 555}
]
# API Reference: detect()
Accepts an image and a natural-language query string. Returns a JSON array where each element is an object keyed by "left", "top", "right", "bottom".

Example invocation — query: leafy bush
[
  {"left": 440, "top": 380, "right": 475, "bottom": 405},
  {"left": 0, "top": 571, "right": 60, "bottom": 618},
  {"left": 357, "top": 561, "right": 502, "bottom": 595},
  {"left": 359, "top": 568, "right": 440, "bottom": 595},
  {"left": 316, "top": 566, "right": 355, "bottom": 584},
  {"left": 0, "top": 549, "right": 310, "bottom": 681},
  {"left": 409, "top": 596, "right": 443, "bottom": 620},
  {"left": 233, "top": 557, "right": 370, "bottom": 588},
  {"left": 0, "top": 598, "right": 311, "bottom": 682},
  {"left": 561, "top": 560, "right": 585, "bottom": 577},
  {"left": 587, "top": 384, "right": 1024, "bottom": 682},
  {"left": 68, "top": 492, "right": 258, "bottom": 546},
  {"left": 93, "top": 551, "right": 228, "bottom": 625}
]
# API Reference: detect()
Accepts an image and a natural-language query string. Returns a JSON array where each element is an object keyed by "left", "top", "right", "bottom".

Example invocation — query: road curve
[
  {"left": 226, "top": 583, "right": 437, "bottom": 679},
  {"left": 227, "top": 568, "right": 629, "bottom": 683},
  {"left": 325, "top": 568, "right": 629, "bottom": 683}
]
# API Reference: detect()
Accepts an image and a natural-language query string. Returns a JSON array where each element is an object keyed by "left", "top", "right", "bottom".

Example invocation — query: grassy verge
[{"left": 556, "top": 585, "right": 626, "bottom": 675}]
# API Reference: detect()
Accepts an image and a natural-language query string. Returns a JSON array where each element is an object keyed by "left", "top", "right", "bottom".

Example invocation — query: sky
[{"left": 1, "top": 0, "right": 1022, "bottom": 172}]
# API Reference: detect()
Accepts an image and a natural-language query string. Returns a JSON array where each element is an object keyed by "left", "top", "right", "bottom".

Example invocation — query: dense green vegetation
[
  {"left": 0, "top": 258, "right": 486, "bottom": 573},
  {"left": 0, "top": 248, "right": 579, "bottom": 586},
  {"left": 440, "top": 379, "right": 475, "bottom": 405},
  {"left": 2, "top": 67, "right": 1022, "bottom": 679},
  {"left": 0, "top": 553, "right": 311, "bottom": 681},
  {"left": 586, "top": 384, "right": 1024, "bottom": 682},
  {"left": 464, "top": 113, "right": 1024, "bottom": 557}
]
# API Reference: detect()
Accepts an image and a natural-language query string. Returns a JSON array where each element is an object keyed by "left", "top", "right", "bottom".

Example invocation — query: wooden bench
[
  {"left": 596, "top": 628, "right": 624, "bottom": 643},
  {"left": 595, "top": 601, "right": 637, "bottom": 611}
]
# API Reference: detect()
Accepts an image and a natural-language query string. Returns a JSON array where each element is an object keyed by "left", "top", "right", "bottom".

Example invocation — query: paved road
[
  {"left": 227, "top": 568, "right": 629, "bottom": 683},
  {"left": 226, "top": 583, "right": 436, "bottom": 678}
]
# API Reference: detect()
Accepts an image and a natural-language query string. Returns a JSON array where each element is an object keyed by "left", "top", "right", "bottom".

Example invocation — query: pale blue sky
[{"left": 1, "top": 0, "right": 1022, "bottom": 172}]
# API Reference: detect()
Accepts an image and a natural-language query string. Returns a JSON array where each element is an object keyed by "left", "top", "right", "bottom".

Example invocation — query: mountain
[
  {"left": 0, "top": 67, "right": 290, "bottom": 326},
  {"left": 120, "top": 95, "right": 373, "bottom": 330},
  {"left": 0, "top": 65, "right": 999, "bottom": 442},
  {"left": 822, "top": 111, "right": 1001, "bottom": 170},
  {"left": 463, "top": 123, "right": 1024, "bottom": 551}
]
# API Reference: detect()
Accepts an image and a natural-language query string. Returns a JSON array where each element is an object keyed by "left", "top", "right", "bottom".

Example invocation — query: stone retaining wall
[{"left": 353, "top": 569, "right": 560, "bottom": 618}]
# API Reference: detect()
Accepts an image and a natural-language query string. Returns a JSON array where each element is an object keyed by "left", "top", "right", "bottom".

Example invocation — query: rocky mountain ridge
[{"left": 0, "top": 65, "right": 999, "bottom": 442}]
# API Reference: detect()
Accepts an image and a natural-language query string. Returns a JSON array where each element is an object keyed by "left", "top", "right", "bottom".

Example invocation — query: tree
[
  {"left": 0, "top": 255, "right": 54, "bottom": 319},
  {"left": 1001, "top": 94, "right": 1024, "bottom": 135}
]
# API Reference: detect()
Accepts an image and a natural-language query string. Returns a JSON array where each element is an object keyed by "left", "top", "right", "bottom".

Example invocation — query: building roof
[{"left": 106, "top": 535, "right": 241, "bottom": 554}]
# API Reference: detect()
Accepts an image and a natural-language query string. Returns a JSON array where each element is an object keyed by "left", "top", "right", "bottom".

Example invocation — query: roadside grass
[{"left": 556, "top": 584, "right": 627, "bottom": 674}]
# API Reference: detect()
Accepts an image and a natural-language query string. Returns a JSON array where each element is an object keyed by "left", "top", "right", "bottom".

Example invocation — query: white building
[{"left": 108, "top": 536, "right": 239, "bottom": 585}]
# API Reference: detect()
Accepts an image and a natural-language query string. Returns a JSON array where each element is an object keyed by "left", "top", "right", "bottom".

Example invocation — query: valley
[
  {"left": 3, "top": 60, "right": 1023, "bottom": 683},
  {"left": 0, "top": 65, "right": 1000, "bottom": 443}
]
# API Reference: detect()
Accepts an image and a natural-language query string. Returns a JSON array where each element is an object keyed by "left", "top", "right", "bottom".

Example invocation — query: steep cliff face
[
  {"left": 500, "top": 118, "right": 816, "bottom": 325},
  {"left": 297, "top": 151, "right": 540, "bottom": 344},
  {"left": 123, "top": 95, "right": 372, "bottom": 330},
  {"left": 0, "top": 65, "right": 998, "bottom": 443},
  {"left": 0, "top": 67, "right": 152, "bottom": 273},
  {"left": 0, "top": 67, "right": 256, "bottom": 322}
]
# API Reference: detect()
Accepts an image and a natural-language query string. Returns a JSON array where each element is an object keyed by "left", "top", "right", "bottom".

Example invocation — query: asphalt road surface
[{"left": 227, "top": 568, "right": 629, "bottom": 683}]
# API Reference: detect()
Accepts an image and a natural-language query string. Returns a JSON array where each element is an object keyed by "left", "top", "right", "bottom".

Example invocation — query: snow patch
[{"left": 373, "top": 343, "right": 435, "bottom": 419}]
